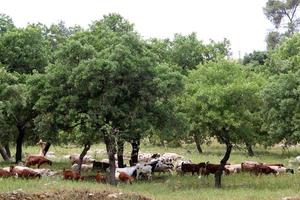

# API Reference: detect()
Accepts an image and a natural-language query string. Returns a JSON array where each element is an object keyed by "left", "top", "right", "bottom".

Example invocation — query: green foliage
[
  {"left": 182, "top": 60, "right": 265, "bottom": 144},
  {"left": 266, "top": 31, "right": 282, "bottom": 50},
  {"left": 265, "top": 33, "right": 300, "bottom": 74},
  {"left": 0, "top": 26, "right": 49, "bottom": 73},
  {"left": 243, "top": 51, "right": 268, "bottom": 66},
  {"left": 55, "top": 40, "right": 96, "bottom": 66},
  {"left": 169, "top": 33, "right": 230, "bottom": 71},
  {"left": 0, "top": 13, "right": 15, "bottom": 35},
  {"left": 261, "top": 72, "right": 300, "bottom": 145}
]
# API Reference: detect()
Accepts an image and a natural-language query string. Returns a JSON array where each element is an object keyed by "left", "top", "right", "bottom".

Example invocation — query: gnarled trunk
[
  {"left": 43, "top": 142, "right": 51, "bottom": 156},
  {"left": 104, "top": 134, "right": 117, "bottom": 185},
  {"left": 0, "top": 146, "right": 10, "bottom": 161},
  {"left": 194, "top": 133, "right": 203, "bottom": 154},
  {"left": 4, "top": 144, "right": 11, "bottom": 159},
  {"left": 78, "top": 144, "right": 91, "bottom": 172},
  {"left": 117, "top": 139, "right": 125, "bottom": 168},
  {"left": 215, "top": 133, "right": 232, "bottom": 188},
  {"left": 16, "top": 125, "right": 25, "bottom": 163},
  {"left": 130, "top": 140, "right": 140, "bottom": 166},
  {"left": 246, "top": 142, "right": 254, "bottom": 157}
]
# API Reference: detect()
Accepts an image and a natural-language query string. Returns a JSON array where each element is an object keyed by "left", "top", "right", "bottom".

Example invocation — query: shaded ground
[{"left": 0, "top": 189, "right": 152, "bottom": 200}]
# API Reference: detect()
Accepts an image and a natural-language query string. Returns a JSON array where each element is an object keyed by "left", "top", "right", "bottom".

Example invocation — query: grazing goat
[
  {"left": 181, "top": 163, "right": 206, "bottom": 175},
  {"left": 0, "top": 168, "right": 12, "bottom": 177},
  {"left": 63, "top": 169, "right": 84, "bottom": 181},
  {"left": 92, "top": 161, "right": 110, "bottom": 172},
  {"left": 136, "top": 164, "right": 152, "bottom": 180},
  {"left": 95, "top": 171, "right": 106, "bottom": 183},
  {"left": 253, "top": 165, "right": 277, "bottom": 175},
  {"left": 117, "top": 172, "right": 134, "bottom": 184},
  {"left": 225, "top": 164, "right": 242, "bottom": 174},
  {"left": 25, "top": 155, "right": 52, "bottom": 168},
  {"left": 202, "top": 163, "right": 230, "bottom": 176},
  {"left": 10, "top": 166, "right": 41, "bottom": 178},
  {"left": 268, "top": 166, "right": 294, "bottom": 174},
  {"left": 71, "top": 163, "right": 93, "bottom": 172},
  {"left": 116, "top": 166, "right": 137, "bottom": 177},
  {"left": 69, "top": 154, "right": 94, "bottom": 165}
]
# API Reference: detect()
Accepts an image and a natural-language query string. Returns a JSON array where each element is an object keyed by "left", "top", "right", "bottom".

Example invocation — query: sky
[{"left": 1, "top": 0, "right": 273, "bottom": 58}]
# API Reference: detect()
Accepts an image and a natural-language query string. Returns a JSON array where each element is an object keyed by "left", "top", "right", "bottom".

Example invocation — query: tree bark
[
  {"left": 246, "top": 142, "right": 254, "bottom": 157},
  {"left": 0, "top": 146, "right": 10, "bottom": 161},
  {"left": 78, "top": 144, "right": 91, "bottom": 172},
  {"left": 215, "top": 135, "right": 232, "bottom": 188},
  {"left": 130, "top": 140, "right": 140, "bottom": 166},
  {"left": 15, "top": 125, "right": 26, "bottom": 163},
  {"left": 4, "top": 144, "right": 11, "bottom": 159},
  {"left": 117, "top": 139, "right": 125, "bottom": 168},
  {"left": 43, "top": 142, "right": 51, "bottom": 156},
  {"left": 194, "top": 133, "right": 203, "bottom": 154},
  {"left": 104, "top": 134, "right": 117, "bottom": 185}
]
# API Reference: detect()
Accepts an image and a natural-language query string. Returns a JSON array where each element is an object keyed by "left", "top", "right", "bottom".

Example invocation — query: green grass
[{"left": 1, "top": 142, "right": 300, "bottom": 200}]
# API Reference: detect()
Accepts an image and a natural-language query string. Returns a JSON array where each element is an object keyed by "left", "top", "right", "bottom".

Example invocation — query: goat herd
[{"left": 0, "top": 151, "right": 298, "bottom": 185}]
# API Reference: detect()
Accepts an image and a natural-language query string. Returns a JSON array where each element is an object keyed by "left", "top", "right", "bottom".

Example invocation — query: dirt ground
[{"left": 0, "top": 189, "right": 152, "bottom": 200}]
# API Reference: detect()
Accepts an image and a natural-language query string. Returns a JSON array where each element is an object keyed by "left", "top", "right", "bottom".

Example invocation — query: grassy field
[{"left": 1, "top": 142, "right": 300, "bottom": 200}]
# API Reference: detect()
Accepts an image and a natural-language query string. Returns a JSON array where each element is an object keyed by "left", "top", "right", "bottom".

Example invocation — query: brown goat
[
  {"left": 10, "top": 166, "right": 41, "bottom": 178},
  {"left": 25, "top": 155, "right": 52, "bottom": 168},
  {"left": 118, "top": 172, "right": 134, "bottom": 184},
  {"left": 95, "top": 171, "right": 106, "bottom": 183},
  {"left": 0, "top": 168, "right": 12, "bottom": 177},
  {"left": 63, "top": 169, "right": 83, "bottom": 181}
]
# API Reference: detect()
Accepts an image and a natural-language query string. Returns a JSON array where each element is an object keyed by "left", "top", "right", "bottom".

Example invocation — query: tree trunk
[
  {"left": 215, "top": 137, "right": 232, "bottom": 188},
  {"left": 104, "top": 135, "right": 117, "bottom": 185},
  {"left": 0, "top": 146, "right": 10, "bottom": 161},
  {"left": 246, "top": 143, "right": 254, "bottom": 157},
  {"left": 130, "top": 140, "right": 140, "bottom": 166},
  {"left": 78, "top": 144, "right": 91, "bottom": 172},
  {"left": 4, "top": 144, "right": 11, "bottom": 159},
  {"left": 15, "top": 125, "right": 25, "bottom": 163},
  {"left": 194, "top": 133, "right": 203, "bottom": 154},
  {"left": 43, "top": 142, "right": 51, "bottom": 156},
  {"left": 117, "top": 139, "right": 125, "bottom": 168}
]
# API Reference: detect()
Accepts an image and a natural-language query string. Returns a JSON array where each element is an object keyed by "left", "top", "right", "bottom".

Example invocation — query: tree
[
  {"left": 0, "top": 13, "right": 15, "bottom": 35},
  {"left": 0, "top": 26, "right": 49, "bottom": 73},
  {"left": 261, "top": 72, "right": 300, "bottom": 146},
  {"left": 0, "top": 68, "right": 39, "bottom": 163},
  {"left": 33, "top": 14, "right": 161, "bottom": 184},
  {"left": 243, "top": 51, "right": 268, "bottom": 66},
  {"left": 264, "top": 0, "right": 300, "bottom": 35},
  {"left": 265, "top": 33, "right": 300, "bottom": 74},
  {"left": 266, "top": 31, "right": 282, "bottom": 50},
  {"left": 261, "top": 34, "right": 300, "bottom": 147},
  {"left": 181, "top": 60, "right": 264, "bottom": 188},
  {"left": 169, "top": 33, "right": 230, "bottom": 71}
]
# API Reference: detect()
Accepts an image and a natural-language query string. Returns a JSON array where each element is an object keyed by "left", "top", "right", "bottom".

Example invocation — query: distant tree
[
  {"left": 264, "top": 0, "right": 300, "bottom": 35},
  {"left": 182, "top": 60, "right": 265, "bottom": 188},
  {"left": 0, "top": 13, "right": 15, "bottom": 34},
  {"left": 243, "top": 51, "right": 268, "bottom": 66},
  {"left": 264, "top": 0, "right": 300, "bottom": 49},
  {"left": 266, "top": 31, "right": 282, "bottom": 50},
  {"left": 265, "top": 33, "right": 300, "bottom": 74}
]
